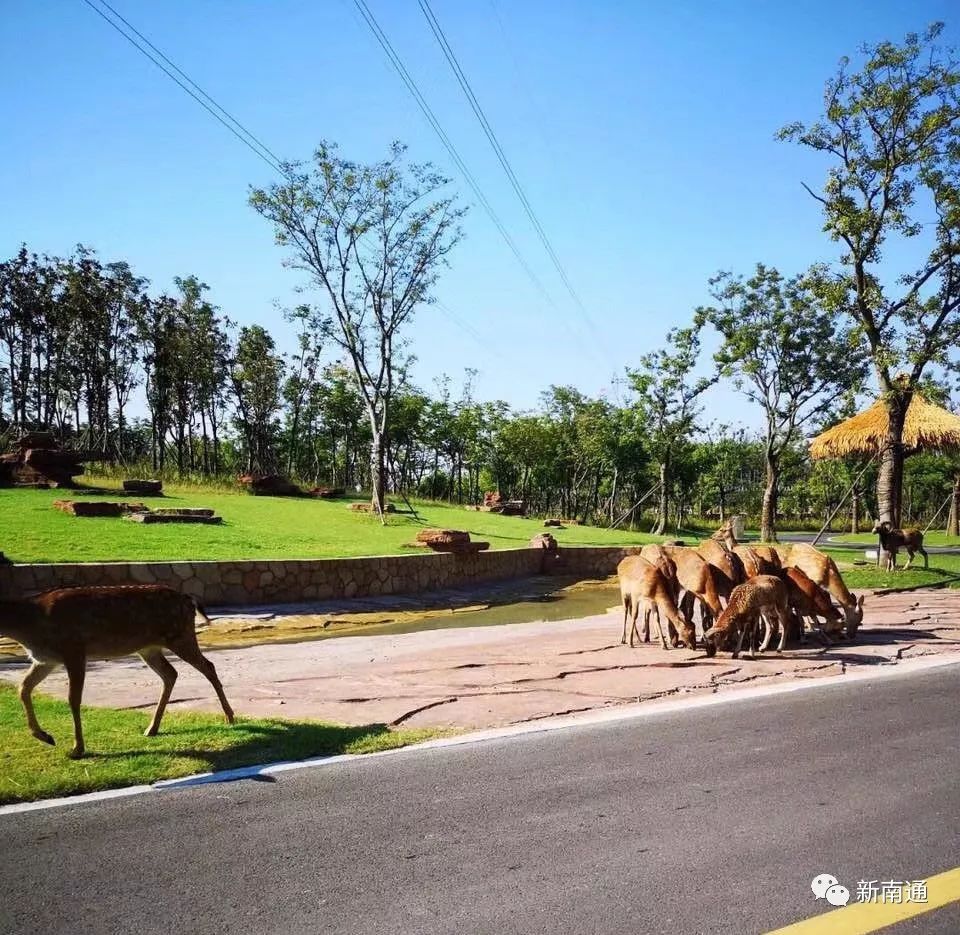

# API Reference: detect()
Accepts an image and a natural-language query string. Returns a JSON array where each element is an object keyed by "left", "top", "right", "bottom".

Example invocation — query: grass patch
[
  {"left": 0, "top": 683, "right": 442, "bottom": 805},
  {"left": 821, "top": 549, "right": 960, "bottom": 590},
  {"left": 829, "top": 531, "right": 960, "bottom": 548},
  {"left": 0, "top": 483, "right": 673, "bottom": 564}
]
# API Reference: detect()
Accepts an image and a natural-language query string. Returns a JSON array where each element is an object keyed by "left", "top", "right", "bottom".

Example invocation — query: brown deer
[
  {"left": 733, "top": 544, "right": 781, "bottom": 578},
  {"left": 783, "top": 543, "right": 864, "bottom": 639},
  {"left": 657, "top": 545, "right": 724, "bottom": 636},
  {"left": 617, "top": 556, "right": 695, "bottom": 650},
  {"left": 780, "top": 566, "right": 844, "bottom": 644},
  {"left": 872, "top": 521, "right": 928, "bottom": 571},
  {"left": 0, "top": 585, "right": 235, "bottom": 758},
  {"left": 697, "top": 538, "right": 746, "bottom": 602},
  {"left": 703, "top": 575, "right": 791, "bottom": 658}
]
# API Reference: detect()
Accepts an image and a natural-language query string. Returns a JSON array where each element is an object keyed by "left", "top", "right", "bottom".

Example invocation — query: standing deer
[
  {"left": 0, "top": 585, "right": 235, "bottom": 758},
  {"left": 871, "top": 521, "right": 928, "bottom": 571}
]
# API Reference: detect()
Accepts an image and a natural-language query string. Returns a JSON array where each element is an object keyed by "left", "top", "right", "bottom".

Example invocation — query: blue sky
[{"left": 2, "top": 1, "right": 954, "bottom": 427}]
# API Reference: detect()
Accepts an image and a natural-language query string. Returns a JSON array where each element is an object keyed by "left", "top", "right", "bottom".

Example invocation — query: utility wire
[
  {"left": 85, "top": 0, "right": 286, "bottom": 170},
  {"left": 351, "top": 0, "right": 557, "bottom": 312},
  {"left": 79, "top": 0, "right": 286, "bottom": 178},
  {"left": 417, "top": 0, "right": 609, "bottom": 362}
]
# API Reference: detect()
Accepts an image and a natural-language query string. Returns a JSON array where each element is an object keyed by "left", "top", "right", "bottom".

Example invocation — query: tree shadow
[{"left": 84, "top": 718, "right": 398, "bottom": 773}]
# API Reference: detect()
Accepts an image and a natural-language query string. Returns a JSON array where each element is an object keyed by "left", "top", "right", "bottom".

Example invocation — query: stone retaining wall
[{"left": 0, "top": 545, "right": 640, "bottom": 606}]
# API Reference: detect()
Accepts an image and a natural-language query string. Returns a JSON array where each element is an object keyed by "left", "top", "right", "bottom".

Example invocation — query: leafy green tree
[
  {"left": 627, "top": 326, "right": 715, "bottom": 534},
  {"left": 250, "top": 141, "right": 465, "bottom": 516},
  {"left": 779, "top": 24, "right": 960, "bottom": 526},
  {"left": 698, "top": 264, "right": 867, "bottom": 541},
  {"left": 230, "top": 325, "right": 284, "bottom": 474}
]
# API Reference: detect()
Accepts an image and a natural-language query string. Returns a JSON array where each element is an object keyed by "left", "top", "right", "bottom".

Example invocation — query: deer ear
[{"left": 857, "top": 595, "right": 865, "bottom": 609}]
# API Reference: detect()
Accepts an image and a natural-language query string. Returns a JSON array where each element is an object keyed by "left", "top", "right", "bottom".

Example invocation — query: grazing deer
[
  {"left": 783, "top": 543, "right": 864, "bottom": 639},
  {"left": 0, "top": 585, "right": 235, "bottom": 758},
  {"left": 703, "top": 575, "right": 791, "bottom": 658},
  {"left": 617, "top": 556, "right": 695, "bottom": 650},
  {"left": 733, "top": 545, "right": 781, "bottom": 578},
  {"left": 697, "top": 539, "right": 746, "bottom": 602},
  {"left": 658, "top": 545, "right": 724, "bottom": 637},
  {"left": 872, "top": 521, "right": 928, "bottom": 571}
]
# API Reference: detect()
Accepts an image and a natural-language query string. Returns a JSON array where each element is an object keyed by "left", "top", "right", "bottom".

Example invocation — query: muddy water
[{"left": 0, "top": 577, "right": 622, "bottom": 659}]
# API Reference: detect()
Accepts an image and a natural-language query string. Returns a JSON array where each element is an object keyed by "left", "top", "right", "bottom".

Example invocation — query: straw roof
[{"left": 810, "top": 395, "right": 960, "bottom": 459}]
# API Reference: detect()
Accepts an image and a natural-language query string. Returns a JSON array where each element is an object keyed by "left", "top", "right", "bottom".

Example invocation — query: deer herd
[
  {"left": 618, "top": 522, "right": 867, "bottom": 660},
  {"left": 0, "top": 517, "right": 923, "bottom": 758}
]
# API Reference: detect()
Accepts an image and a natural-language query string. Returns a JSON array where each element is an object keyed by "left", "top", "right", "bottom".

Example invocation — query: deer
[
  {"left": 703, "top": 575, "right": 792, "bottom": 658},
  {"left": 617, "top": 556, "right": 695, "bottom": 650},
  {"left": 697, "top": 538, "right": 747, "bottom": 603},
  {"left": 782, "top": 543, "right": 864, "bottom": 639},
  {"left": 779, "top": 566, "right": 844, "bottom": 645},
  {"left": 733, "top": 544, "right": 781, "bottom": 578},
  {"left": 0, "top": 584, "right": 235, "bottom": 758},
  {"left": 872, "top": 521, "right": 928, "bottom": 571},
  {"left": 656, "top": 545, "right": 725, "bottom": 638}
]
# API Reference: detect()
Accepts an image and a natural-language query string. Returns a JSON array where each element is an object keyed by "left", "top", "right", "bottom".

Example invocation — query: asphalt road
[{"left": 2, "top": 665, "right": 959, "bottom": 935}]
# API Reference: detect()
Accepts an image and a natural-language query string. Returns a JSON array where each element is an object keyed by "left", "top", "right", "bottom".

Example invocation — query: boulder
[
  {"left": 123, "top": 479, "right": 163, "bottom": 495},
  {"left": 544, "top": 519, "right": 564, "bottom": 528},
  {"left": 310, "top": 486, "right": 345, "bottom": 499},
  {"left": 529, "top": 533, "right": 559, "bottom": 551},
  {"left": 414, "top": 529, "right": 486, "bottom": 553},
  {"left": 483, "top": 491, "right": 504, "bottom": 507},
  {"left": 239, "top": 474, "right": 302, "bottom": 496},
  {"left": 348, "top": 502, "right": 397, "bottom": 513},
  {"left": 500, "top": 500, "right": 527, "bottom": 516}
]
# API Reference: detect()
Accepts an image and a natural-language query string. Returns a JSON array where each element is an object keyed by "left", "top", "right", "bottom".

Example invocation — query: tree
[
  {"left": 699, "top": 264, "right": 867, "bottom": 541},
  {"left": 779, "top": 24, "right": 960, "bottom": 526},
  {"left": 230, "top": 325, "right": 284, "bottom": 475},
  {"left": 250, "top": 141, "right": 465, "bottom": 515},
  {"left": 627, "top": 326, "right": 715, "bottom": 534}
]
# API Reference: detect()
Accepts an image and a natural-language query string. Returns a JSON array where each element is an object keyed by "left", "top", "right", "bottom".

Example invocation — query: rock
[
  {"left": 123, "top": 479, "right": 163, "bottom": 495},
  {"left": 500, "top": 500, "right": 526, "bottom": 516},
  {"left": 310, "top": 486, "right": 345, "bottom": 499},
  {"left": 348, "top": 502, "right": 396, "bottom": 513},
  {"left": 124, "top": 512, "right": 223, "bottom": 524},
  {"left": 544, "top": 519, "right": 564, "bottom": 528},
  {"left": 529, "top": 533, "right": 559, "bottom": 551},
  {"left": 662, "top": 539, "right": 686, "bottom": 547},
  {"left": 483, "top": 491, "right": 504, "bottom": 507},
  {"left": 54, "top": 500, "right": 149, "bottom": 517},
  {"left": 414, "top": 529, "right": 481, "bottom": 553},
  {"left": 238, "top": 474, "right": 302, "bottom": 496}
]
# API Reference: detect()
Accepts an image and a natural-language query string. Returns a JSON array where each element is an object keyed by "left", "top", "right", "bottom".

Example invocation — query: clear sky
[{"left": 2, "top": 0, "right": 955, "bottom": 427}]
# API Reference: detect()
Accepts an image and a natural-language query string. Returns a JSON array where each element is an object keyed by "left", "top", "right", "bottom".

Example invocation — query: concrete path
[{"left": 3, "top": 589, "right": 959, "bottom": 731}]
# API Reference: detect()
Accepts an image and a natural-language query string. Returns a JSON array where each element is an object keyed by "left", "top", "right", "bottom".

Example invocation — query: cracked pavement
[{"left": 2, "top": 588, "right": 960, "bottom": 731}]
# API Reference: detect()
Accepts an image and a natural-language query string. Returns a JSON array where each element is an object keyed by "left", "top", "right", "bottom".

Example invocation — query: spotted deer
[
  {"left": 0, "top": 585, "right": 235, "bottom": 758},
  {"left": 703, "top": 575, "right": 791, "bottom": 658}
]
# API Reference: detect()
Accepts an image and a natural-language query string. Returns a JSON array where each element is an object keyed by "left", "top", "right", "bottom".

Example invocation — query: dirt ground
[{"left": 2, "top": 587, "right": 959, "bottom": 732}]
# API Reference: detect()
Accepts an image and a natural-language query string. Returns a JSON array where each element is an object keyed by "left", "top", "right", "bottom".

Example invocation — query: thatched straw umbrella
[{"left": 810, "top": 394, "right": 960, "bottom": 535}]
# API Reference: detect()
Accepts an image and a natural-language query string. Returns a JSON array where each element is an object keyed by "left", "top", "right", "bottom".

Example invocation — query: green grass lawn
[
  {"left": 821, "top": 548, "right": 960, "bottom": 590},
  {"left": 0, "top": 683, "right": 442, "bottom": 805},
  {"left": 829, "top": 531, "right": 960, "bottom": 548},
  {"left": 0, "top": 482, "right": 669, "bottom": 564}
]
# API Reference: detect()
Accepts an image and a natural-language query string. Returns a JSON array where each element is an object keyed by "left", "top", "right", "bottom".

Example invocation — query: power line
[
  {"left": 86, "top": 0, "right": 287, "bottom": 170},
  {"left": 350, "top": 0, "right": 557, "bottom": 314},
  {"left": 417, "top": 0, "right": 609, "bottom": 362}
]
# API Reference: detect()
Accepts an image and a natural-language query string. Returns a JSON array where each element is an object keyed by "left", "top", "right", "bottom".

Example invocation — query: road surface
[{"left": 2, "top": 664, "right": 959, "bottom": 934}]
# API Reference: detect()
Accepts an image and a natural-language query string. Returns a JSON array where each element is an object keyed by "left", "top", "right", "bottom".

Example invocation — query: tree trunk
[
  {"left": 877, "top": 394, "right": 909, "bottom": 527},
  {"left": 948, "top": 473, "right": 960, "bottom": 538},
  {"left": 760, "top": 451, "right": 779, "bottom": 543},
  {"left": 850, "top": 485, "right": 860, "bottom": 534},
  {"left": 370, "top": 432, "right": 386, "bottom": 516},
  {"left": 652, "top": 458, "right": 669, "bottom": 535}
]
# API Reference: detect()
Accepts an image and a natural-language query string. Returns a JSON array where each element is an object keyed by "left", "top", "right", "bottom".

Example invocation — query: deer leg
[
  {"left": 759, "top": 614, "right": 774, "bottom": 653},
  {"left": 777, "top": 611, "right": 790, "bottom": 652},
  {"left": 621, "top": 597, "right": 630, "bottom": 644},
  {"left": 921, "top": 547, "right": 929, "bottom": 569},
  {"left": 168, "top": 638, "right": 235, "bottom": 724},
  {"left": 640, "top": 603, "right": 650, "bottom": 644},
  {"left": 63, "top": 655, "right": 87, "bottom": 759},
  {"left": 653, "top": 607, "right": 671, "bottom": 651},
  {"left": 904, "top": 549, "right": 914, "bottom": 570},
  {"left": 139, "top": 649, "right": 178, "bottom": 736},
  {"left": 19, "top": 661, "right": 56, "bottom": 746}
]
